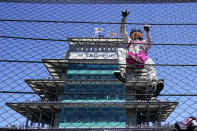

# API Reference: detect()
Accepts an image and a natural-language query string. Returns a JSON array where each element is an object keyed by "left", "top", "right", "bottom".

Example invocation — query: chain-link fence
[{"left": 0, "top": 0, "right": 197, "bottom": 130}]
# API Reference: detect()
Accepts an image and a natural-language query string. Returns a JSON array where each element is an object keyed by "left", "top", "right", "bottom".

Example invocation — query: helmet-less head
[{"left": 130, "top": 28, "right": 143, "bottom": 40}]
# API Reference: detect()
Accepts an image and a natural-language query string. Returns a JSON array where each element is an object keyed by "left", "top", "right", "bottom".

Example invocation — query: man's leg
[
  {"left": 144, "top": 58, "right": 164, "bottom": 97},
  {"left": 144, "top": 58, "right": 157, "bottom": 80},
  {"left": 114, "top": 48, "right": 127, "bottom": 83}
]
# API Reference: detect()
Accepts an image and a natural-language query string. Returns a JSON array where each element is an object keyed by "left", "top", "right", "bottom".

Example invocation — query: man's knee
[
  {"left": 117, "top": 48, "right": 127, "bottom": 58},
  {"left": 117, "top": 48, "right": 126, "bottom": 52}
]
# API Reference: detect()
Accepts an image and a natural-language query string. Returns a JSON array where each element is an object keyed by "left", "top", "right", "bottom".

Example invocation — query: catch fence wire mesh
[{"left": 0, "top": 0, "right": 197, "bottom": 129}]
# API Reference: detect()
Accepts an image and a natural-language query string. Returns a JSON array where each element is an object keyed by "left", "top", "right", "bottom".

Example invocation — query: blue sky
[{"left": 0, "top": 1, "right": 197, "bottom": 127}]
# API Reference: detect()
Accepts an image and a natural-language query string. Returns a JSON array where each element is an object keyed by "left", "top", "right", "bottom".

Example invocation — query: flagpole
[
  {"left": 108, "top": 26, "right": 110, "bottom": 38},
  {"left": 94, "top": 27, "right": 96, "bottom": 37}
]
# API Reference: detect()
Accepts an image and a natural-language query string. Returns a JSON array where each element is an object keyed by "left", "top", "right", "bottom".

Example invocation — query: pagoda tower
[{"left": 6, "top": 38, "right": 178, "bottom": 130}]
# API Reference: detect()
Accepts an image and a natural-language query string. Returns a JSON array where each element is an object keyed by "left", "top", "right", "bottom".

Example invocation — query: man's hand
[
  {"left": 122, "top": 10, "right": 130, "bottom": 17},
  {"left": 144, "top": 25, "right": 150, "bottom": 32}
]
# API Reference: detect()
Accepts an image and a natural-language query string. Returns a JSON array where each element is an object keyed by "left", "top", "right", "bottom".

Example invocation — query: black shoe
[
  {"left": 114, "top": 71, "right": 126, "bottom": 83},
  {"left": 153, "top": 81, "right": 164, "bottom": 97}
]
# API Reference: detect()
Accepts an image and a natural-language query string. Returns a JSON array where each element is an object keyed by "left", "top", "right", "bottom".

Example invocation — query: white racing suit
[{"left": 118, "top": 16, "right": 157, "bottom": 80}]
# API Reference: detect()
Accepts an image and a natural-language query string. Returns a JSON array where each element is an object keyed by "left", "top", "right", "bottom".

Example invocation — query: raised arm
[
  {"left": 120, "top": 10, "right": 130, "bottom": 43},
  {"left": 144, "top": 25, "right": 152, "bottom": 49}
]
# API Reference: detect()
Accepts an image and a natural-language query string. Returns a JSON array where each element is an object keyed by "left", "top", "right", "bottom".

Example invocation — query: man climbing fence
[{"left": 114, "top": 10, "right": 164, "bottom": 97}]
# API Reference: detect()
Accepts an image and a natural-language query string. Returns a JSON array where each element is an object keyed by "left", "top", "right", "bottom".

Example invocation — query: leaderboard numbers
[
  {"left": 75, "top": 47, "right": 116, "bottom": 52},
  {"left": 71, "top": 42, "right": 117, "bottom": 52}
]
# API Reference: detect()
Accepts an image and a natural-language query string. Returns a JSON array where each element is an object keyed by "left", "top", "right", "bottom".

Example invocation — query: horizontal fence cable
[{"left": 1, "top": 19, "right": 197, "bottom": 25}]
